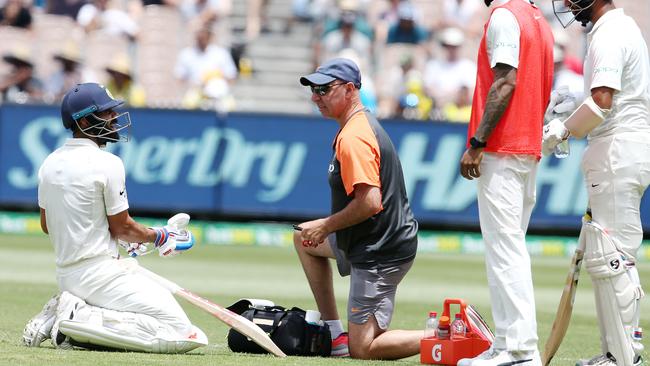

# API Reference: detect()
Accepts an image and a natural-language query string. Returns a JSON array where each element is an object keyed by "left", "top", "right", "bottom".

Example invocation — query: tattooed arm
[
  {"left": 474, "top": 63, "right": 517, "bottom": 141},
  {"left": 460, "top": 63, "right": 517, "bottom": 180}
]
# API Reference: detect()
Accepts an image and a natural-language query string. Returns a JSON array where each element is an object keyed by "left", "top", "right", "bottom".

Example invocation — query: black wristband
[{"left": 470, "top": 137, "right": 487, "bottom": 149}]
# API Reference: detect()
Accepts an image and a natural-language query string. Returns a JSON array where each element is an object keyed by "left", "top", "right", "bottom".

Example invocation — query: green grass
[{"left": 0, "top": 233, "right": 648, "bottom": 365}]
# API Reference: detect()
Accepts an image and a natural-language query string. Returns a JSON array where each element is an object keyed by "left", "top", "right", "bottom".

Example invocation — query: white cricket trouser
[
  {"left": 477, "top": 153, "right": 539, "bottom": 351},
  {"left": 57, "top": 256, "right": 193, "bottom": 337},
  {"left": 582, "top": 133, "right": 650, "bottom": 261},
  {"left": 582, "top": 132, "right": 650, "bottom": 334}
]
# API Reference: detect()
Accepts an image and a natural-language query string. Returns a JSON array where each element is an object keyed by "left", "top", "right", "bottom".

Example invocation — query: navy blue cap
[
  {"left": 300, "top": 58, "right": 362, "bottom": 89},
  {"left": 61, "top": 83, "right": 124, "bottom": 129}
]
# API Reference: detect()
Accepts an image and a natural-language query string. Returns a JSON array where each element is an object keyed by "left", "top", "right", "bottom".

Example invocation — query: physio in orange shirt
[{"left": 295, "top": 58, "right": 420, "bottom": 360}]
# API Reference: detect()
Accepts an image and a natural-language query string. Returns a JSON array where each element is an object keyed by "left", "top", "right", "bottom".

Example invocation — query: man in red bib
[{"left": 458, "top": 1, "right": 554, "bottom": 365}]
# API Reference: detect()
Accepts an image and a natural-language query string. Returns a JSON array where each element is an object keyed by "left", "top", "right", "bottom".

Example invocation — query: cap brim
[
  {"left": 3, "top": 55, "right": 32, "bottom": 67},
  {"left": 106, "top": 68, "right": 132, "bottom": 78},
  {"left": 54, "top": 55, "right": 80, "bottom": 64},
  {"left": 300, "top": 72, "right": 336, "bottom": 86}
]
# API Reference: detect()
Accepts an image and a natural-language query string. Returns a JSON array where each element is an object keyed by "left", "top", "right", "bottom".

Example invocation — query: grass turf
[{"left": 0, "top": 233, "right": 647, "bottom": 365}]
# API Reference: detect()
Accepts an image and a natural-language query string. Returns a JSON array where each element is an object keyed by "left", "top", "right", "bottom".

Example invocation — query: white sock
[{"left": 325, "top": 320, "right": 344, "bottom": 338}]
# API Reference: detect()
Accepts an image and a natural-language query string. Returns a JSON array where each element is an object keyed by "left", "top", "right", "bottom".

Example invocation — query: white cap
[
  {"left": 439, "top": 27, "right": 464, "bottom": 47},
  {"left": 397, "top": 2, "right": 415, "bottom": 21}
]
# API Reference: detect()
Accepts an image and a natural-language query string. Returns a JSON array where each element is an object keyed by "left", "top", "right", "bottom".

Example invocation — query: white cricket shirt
[
  {"left": 38, "top": 138, "right": 129, "bottom": 267},
  {"left": 486, "top": 0, "right": 528, "bottom": 69},
  {"left": 585, "top": 9, "right": 650, "bottom": 139}
]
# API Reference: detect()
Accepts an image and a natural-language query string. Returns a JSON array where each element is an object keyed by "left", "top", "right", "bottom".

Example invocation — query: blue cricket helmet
[{"left": 61, "top": 83, "right": 124, "bottom": 130}]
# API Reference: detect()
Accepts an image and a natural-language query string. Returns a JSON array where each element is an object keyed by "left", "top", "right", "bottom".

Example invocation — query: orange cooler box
[{"left": 420, "top": 298, "right": 492, "bottom": 365}]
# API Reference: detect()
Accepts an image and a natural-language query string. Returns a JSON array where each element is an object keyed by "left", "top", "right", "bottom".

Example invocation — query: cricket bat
[
  {"left": 542, "top": 233, "right": 586, "bottom": 365},
  {"left": 121, "top": 258, "right": 286, "bottom": 357}
]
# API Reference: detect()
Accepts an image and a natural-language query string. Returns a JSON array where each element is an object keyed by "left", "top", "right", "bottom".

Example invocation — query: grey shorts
[{"left": 330, "top": 234, "right": 414, "bottom": 330}]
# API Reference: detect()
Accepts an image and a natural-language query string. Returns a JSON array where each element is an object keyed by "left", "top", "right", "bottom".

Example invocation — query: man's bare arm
[
  {"left": 107, "top": 210, "right": 156, "bottom": 243},
  {"left": 323, "top": 183, "right": 382, "bottom": 232},
  {"left": 474, "top": 63, "right": 517, "bottom": 141}
]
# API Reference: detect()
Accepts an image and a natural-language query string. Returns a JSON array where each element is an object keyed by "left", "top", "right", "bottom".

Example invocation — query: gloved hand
[
  {"left": 118, "top": 240, "right": 149, "bottom": 257},
  {"left": 545, "top": 86, "right": 578, "bottom": 123},
  {"left": 151, "top": 213, "right": 194, "bottom": 257},
  {"left": 542, "top": 118, "right": 570, "bottom": 156}
]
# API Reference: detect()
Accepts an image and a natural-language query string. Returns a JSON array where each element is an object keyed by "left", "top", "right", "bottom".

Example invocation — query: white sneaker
[
  {"left": 634, "top": 355, "right": 644, "bottom": 366},
  {"left": 22, "top": 294, "right": 59, "bottom": 347},
  {"left": 576, "top": 353, "right": 644, "bottom": 366},
  {"left": 50, "top": 291, "right": 84, "bottom": 349},
  {"left": 457, "top": 347, "right": 502, "bottom": 366},
  {"left": 575, "top": 353, "right": 615, "bottom": 366},
  {"left": 461, "top": 349, "right": 541, "bottom": 366}
]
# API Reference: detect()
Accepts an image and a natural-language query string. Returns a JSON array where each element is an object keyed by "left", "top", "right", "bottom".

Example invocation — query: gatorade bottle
[
  {"left": 437, "top": 315, "right": 450, "bottom": 340},
  {"left": 424, "top": 311, "right": 438, "bottom": 338},
  {"left": 451, "top": 313, "right": 466, "bottom": 339}
]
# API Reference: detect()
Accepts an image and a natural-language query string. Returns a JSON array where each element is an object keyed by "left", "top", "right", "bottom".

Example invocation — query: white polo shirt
[
  {"left": 38, "top": 138, "right": 129, "bottom": 268},
  {"left": 585, "top": 9, "right": 650, "bottom": 139}
]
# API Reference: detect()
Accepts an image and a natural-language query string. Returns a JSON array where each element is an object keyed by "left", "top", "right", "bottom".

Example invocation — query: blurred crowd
[{"left": 0, "top": 0, "right": 588, "bottom": 122}]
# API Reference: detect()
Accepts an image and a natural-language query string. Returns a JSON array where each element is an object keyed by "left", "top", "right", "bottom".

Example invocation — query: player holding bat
[
  {"left": 22, "top": 83, "right": 207, "bottom": 353},
  {"left": 543, "top": 1, "right": 648, "bottom": 365}
]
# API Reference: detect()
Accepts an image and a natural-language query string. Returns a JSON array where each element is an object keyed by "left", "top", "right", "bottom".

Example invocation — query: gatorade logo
[{"left": 432, "top": 344, "right": 442, "bottom": 362}]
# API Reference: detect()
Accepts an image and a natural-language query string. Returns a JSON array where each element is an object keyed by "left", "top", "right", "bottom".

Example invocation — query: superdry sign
[{"left": 1, "top": 104, "right": 641, "bottom": 232}]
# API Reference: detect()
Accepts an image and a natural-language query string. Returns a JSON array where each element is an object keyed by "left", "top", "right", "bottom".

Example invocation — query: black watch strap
[{"left": 470, "top": 137, "right": 487, "bottom": 149}]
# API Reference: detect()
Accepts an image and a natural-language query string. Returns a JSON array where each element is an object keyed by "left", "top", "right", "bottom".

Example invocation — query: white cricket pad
[
  {"left": 53, "top": 291, "right": 207, "bottom": 353},
  {"left": 59, "top": 321, "right": 207, "bottom": 353},
  {"left": 564, "top": 96, "right": 610, "bottom": 138},
  {"left": 583, "top": 222, "right": 643, "bottom": 365}
]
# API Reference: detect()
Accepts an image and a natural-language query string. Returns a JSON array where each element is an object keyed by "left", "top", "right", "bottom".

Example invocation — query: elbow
[{"left": 366, "top": 198, "right": 383, "bottom": 217}]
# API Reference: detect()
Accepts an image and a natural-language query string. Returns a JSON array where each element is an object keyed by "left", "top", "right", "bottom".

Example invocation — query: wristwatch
[{"left": 469, "top": 137, "right": 487, "bottom": 149}]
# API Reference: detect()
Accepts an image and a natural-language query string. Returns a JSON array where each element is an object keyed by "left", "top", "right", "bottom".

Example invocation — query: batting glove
[
  {"left": 542, "top": 118, "right": 570, "bottom": 156},
  {"left": 545, "top": 86, "right": 578, "bottom": 123},
  {"left": 151, "top": 226, "right": 194, "bottom": 257},
  {"left": 118, "top": 240, "right": 150, "bottom": 257}
]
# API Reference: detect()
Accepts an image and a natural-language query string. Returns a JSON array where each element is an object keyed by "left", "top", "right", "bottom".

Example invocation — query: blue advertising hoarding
[{"left": 1, "top": 104, "right": 647, "bottom": 232}]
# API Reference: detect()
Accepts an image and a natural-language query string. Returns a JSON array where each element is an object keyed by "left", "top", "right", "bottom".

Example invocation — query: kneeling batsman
[{"left": 22, "top": 213, "right": 206, "bottom": 354}]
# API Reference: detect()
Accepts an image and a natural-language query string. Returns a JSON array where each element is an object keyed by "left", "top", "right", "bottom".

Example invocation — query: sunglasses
[{"left": 310, "top": 82, "right": 347, "bottom": 96}]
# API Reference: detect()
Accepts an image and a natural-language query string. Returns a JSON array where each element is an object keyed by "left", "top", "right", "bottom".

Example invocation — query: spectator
[
  {"left": 45, "top": 43, "right": 98, "bottom": 103},
  {"left": 321, "top": 0, "right": 373, "bottom": 40},
  {"left": 438, "top": 0, "right": 484, "bottom": 37},
  {"left": 0, "top": 48, "right": 43, "bottom": 103},
  {"left": 245, "top": 0, "right": 270, "bottom": 40},
  {"left": 385, "top": 1, "right": 428, "bottom": 45},
  {"left": 104, "top": 53, "right": 146, "bottom": 107},
  {"left": 423, "top": 27, "right": 477, "bottom": 107},
  {"left": 76, "top": 0, "right": 139, "bottom": 40},
  {"left": 442, "top": 85, "right": 472, "bottom": 123},
  {"left": 46, "top": 0, "right": 85, "bottom": 19},
  {"left": 318, "top": 11, "right": 372, "bottom": 67},
  {"left": 378, "top": 53, "right": 429, "bottom": 119},
  {"left": 180, "top": 0, "right": 231, "bottom": 26},
  {"left": 0, "top": 0, "right": 32, "bottom": 28},
  {"left": 142, "top": 0, "right": 179, "bottom": 7},
  {"left": 175, "top": 26, "right": 237, "bottom": 111}
]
